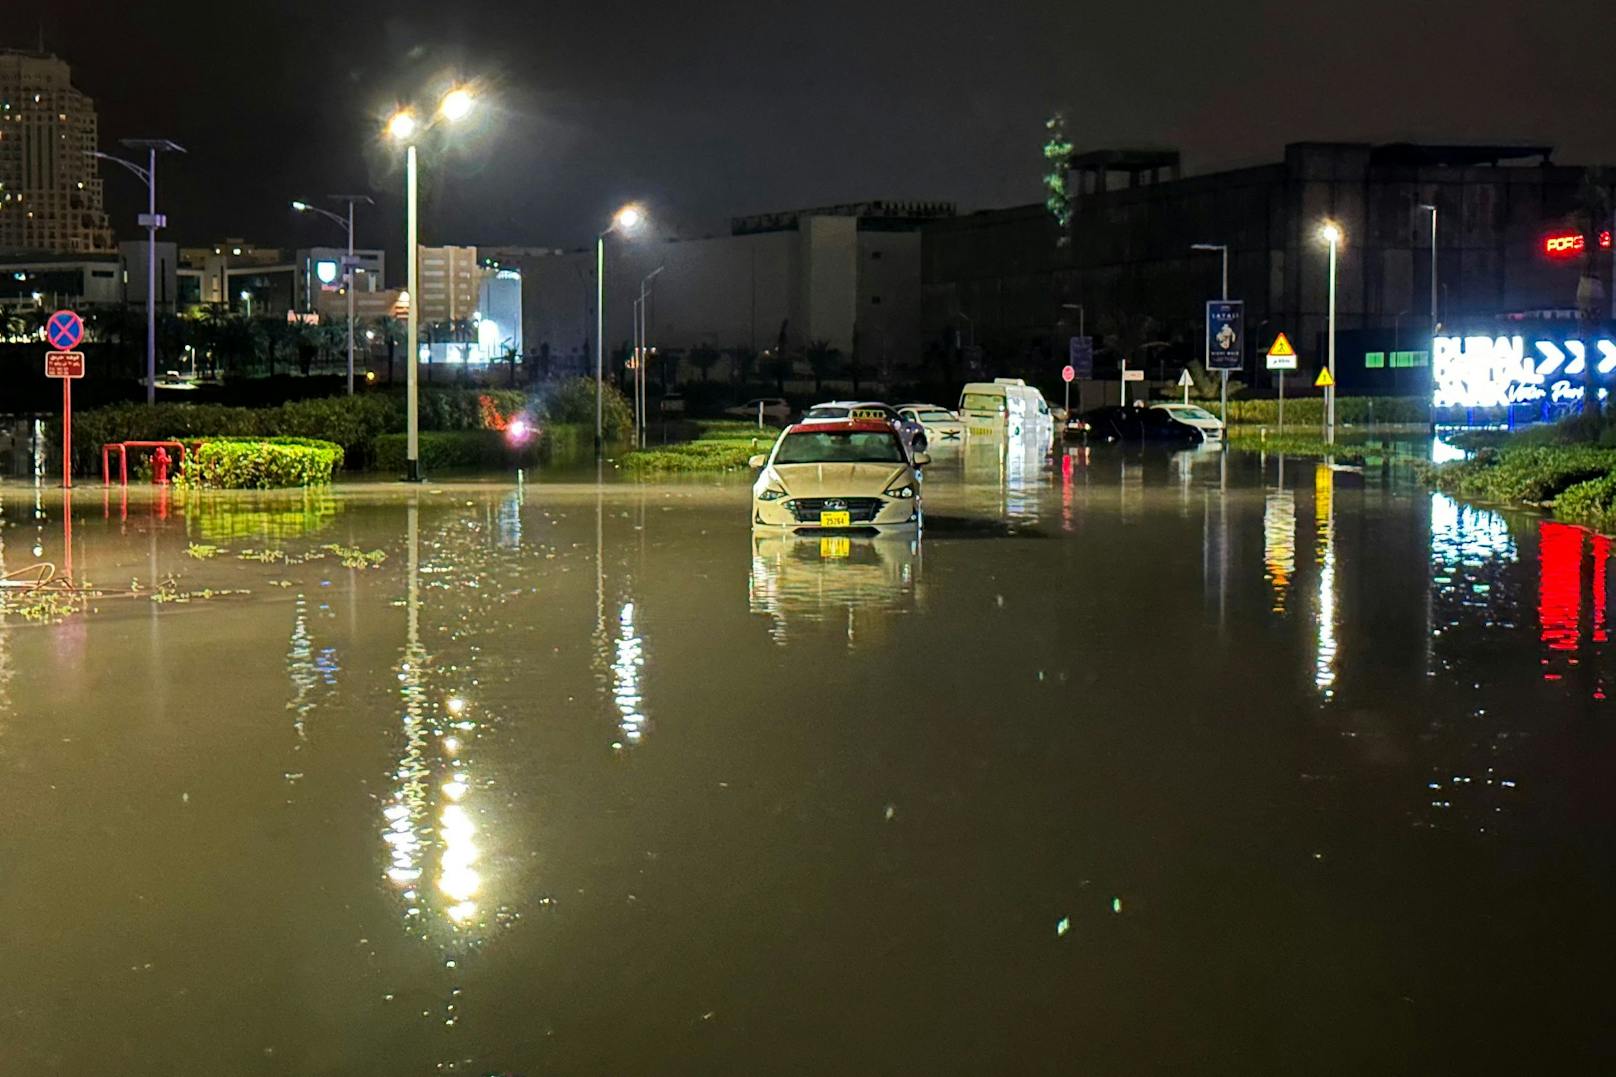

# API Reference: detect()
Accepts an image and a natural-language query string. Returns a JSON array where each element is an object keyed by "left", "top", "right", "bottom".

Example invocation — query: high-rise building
[
  {"left": 0, "top": 50, "right": 113, "bottom": 254},
  {"left": 417, "top": 245, "right": 480, "bottom": 323}
]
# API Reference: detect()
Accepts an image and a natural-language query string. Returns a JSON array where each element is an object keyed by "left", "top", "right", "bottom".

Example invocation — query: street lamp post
[
  {"left": 595, "top": 205, "right": 646, "bottom": 455},
  {"left": 1191, "top": 243, "right": 1231, "bottom": 435},
  {"left": 387, "top": 87, "right": 476, "bottom": 481},
  {"left": 90, "top": 138, "right": 185, "bottom": 405},
  {"left": 1321, "top": 222, "right": 1342, "bottom": 445},
  {"left": 1417, "top": 203, "right": 1438, "bottom": 335},
  {"left": 240, "top": 289, "right": 253, "bottom": 319},
  {"left": 293, "top": 195, "right": 373, "bottom": 394}
]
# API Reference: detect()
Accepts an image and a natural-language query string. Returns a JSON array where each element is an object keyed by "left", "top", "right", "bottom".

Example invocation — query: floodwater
[{"left": 1, "top": 443, "right": 1614, "bottom": 1075}]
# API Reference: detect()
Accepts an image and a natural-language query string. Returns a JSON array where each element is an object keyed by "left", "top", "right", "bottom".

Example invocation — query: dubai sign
[{"left": 1432, "top": 335, "right": 1616, "bottom": 408}]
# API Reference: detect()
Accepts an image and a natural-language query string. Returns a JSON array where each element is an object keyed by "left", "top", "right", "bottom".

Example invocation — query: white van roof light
[{"left": 992, "top": 377, "right": 1025, "bottom": 386}]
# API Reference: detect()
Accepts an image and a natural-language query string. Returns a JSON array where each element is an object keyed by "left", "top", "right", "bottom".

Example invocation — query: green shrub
[
  {"left": 368, "top": 430, "right": 541, "bottom": 472},
  {"left": 619, "top": 424, "right": 777, "bottom": 472},
  {"left": 539, "top": 377, "right": 632, "bottom": 438},
  {"left": 1422, "top": 445, "right": 1616, "bottom": 505},
  {"left": 1555, "top": 472, "right": 1616, "bottom": 531},
  {"left": 179, "top": 438, "right": 344, "bottom": 489}
]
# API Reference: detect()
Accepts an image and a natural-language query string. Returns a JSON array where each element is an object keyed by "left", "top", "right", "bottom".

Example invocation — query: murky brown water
[{"left": 1, "top": 444, "right": 1613, "bottom": 1074}]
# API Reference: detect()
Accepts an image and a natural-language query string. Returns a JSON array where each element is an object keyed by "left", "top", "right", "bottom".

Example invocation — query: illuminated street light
[
  {"left": 292, "top": 195, "right": 373, "bottom": 394},
  {"left": 439, "top": 88, "right": 474, "bottom": 122},
  {"left": 1320, "top": 221, "right": 1342, "bottom": 444},
  {"left": 386, "top": 86, "right": 482, "bottom": 481},
  {"left": 596, "top": 204, "right": 648, "bottom": 454}
]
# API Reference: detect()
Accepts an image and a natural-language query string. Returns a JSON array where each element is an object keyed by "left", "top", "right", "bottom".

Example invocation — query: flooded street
[{"left": 2, "top": 446, "right": 1614, "bottom": 1074}]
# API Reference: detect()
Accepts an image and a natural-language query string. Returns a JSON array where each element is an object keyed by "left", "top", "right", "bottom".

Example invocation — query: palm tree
[
  {"left": 729, "top": 346, "right": 757, "bottom": 388},
  {"left": 804, "top": 339, "right": 841, "bottom": 396}
]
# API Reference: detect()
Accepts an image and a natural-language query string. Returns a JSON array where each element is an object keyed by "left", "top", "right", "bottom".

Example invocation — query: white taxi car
[
  {"left": 749, "top": 420, "right": 928, "bottom": 532},
  {"left": 896, "top": 403, "right": 965, "bottom": 448}
]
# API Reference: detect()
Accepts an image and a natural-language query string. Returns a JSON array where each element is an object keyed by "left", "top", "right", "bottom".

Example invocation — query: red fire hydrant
[{"left": 152, "top": 446, "right": 171, "bottom": 486}]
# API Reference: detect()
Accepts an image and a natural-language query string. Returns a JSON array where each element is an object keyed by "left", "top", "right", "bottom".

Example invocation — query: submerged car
[
  {"left": 724, "top": 397, "right": 792, "bottom": 422},
  {"left": 896, "top": 403, "right": 965, "bottom": 448},
  {"left": 749, "top": 420, "right": 929, "bottom": 532},
  {"left": 1150, "top": 403, "right": 1225, "bottom": 441},
  {"left": 801, "top": 400, "right": 927, "bottom": 453},
  {"left": 1078, "top": 405, "right": 1204, "bottom": 444}
]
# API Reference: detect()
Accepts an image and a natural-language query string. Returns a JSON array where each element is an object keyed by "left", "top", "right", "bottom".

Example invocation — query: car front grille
[{"left": 787, "top": 497, "right": 884, "bottom": 523}]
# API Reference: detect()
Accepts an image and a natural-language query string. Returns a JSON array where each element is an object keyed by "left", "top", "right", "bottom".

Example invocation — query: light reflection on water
[
  {"left": 1313, "top": 464, "right": 1337, "bottom": 697},
  {"left": 748, "top": 533, "right": 922, "bottom": 646},
  {"left": 612, "top": 600, "right": 648, "bottom": 748}
]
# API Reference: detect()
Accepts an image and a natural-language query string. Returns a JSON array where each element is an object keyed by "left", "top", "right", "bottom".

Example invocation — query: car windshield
[
  {"left": 1168, "top": 406, "right": 1217, "bottom": 421},
  {"left": 775, "top": 431, "right": 904, "bottom": 464},
  {"left": 961, "top": 392, "right": 1006, "bottom": 413},
  {"left": 916, "top": 409, "right": 955, "bottom": 421},
  {"left": 803, "top": 406, "right": 851, "bottom": 420}
]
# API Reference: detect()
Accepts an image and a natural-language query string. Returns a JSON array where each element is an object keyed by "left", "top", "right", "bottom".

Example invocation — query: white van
[{"left": 958, "top": 378, "right": 1054, "bottom": 445}]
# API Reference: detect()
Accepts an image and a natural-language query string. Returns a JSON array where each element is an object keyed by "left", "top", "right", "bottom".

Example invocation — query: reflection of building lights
[{"left": 1314, "top": 466, "right": 1337, "bottom": 697}]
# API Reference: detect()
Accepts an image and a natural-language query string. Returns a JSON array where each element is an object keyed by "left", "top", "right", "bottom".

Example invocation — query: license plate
[
  {"left": 819, "top": 511, "right": 851, "bottom": 527},
  {"left": 819, "top": 536, "right": 851, "bottom": 559},
  {"left": 969, "top": 426, "right": 994, "bottom": 437}
]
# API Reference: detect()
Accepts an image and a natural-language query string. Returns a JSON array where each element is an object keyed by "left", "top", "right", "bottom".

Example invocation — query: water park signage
[{"left": 1432, "top": 334, "right": 1616, "bottom": 408}]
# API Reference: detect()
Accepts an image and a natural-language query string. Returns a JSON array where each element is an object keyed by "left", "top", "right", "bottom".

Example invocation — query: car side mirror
[
  {"left": 913, "top": 452, "right": 932, "bottom": 468},
  {"left": 748, "top": 454, "right": 767, "bottom": 469}
]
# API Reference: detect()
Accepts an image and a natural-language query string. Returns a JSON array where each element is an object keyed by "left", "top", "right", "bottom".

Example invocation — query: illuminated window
[
  {"left": 1390, "top": 350, "right": 1429, "bottom": 369},
  {"left": 1364, "top": 351, "right": 1385, "bottom": 369}
]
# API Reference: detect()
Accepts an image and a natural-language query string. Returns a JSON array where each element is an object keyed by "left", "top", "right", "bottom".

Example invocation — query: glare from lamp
[
  {"left": 615, "top": 204, "right": 645, "bottom": 231},
  {"left": 440, "top": 88, "right": 474, "bottom": 122},
  {"left": 387, "top": 110, "right": 418, "bottom": 140},
  {"left": 1320, "top": 221, "right": 1342, "bottom": 245}
]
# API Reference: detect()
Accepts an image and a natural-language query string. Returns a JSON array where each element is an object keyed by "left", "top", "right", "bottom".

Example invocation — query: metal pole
[
  {"left": 1326, "top": 235, "right": 1338, "bottom": 445},
  {"left": 595, "top": 234, "right": 605, "bottom": 455},
  {"left": 1120, "top": 359, "right": 1127, "bottom": 407},
  {"left": 1430, "top": 206, "right": 1439, "bottom": 333},
  {"left": 347, "top": 200, "right": 356, "bottom": 394},
  {"left": 632, "top": 296, "right": 642, "bottom": 446},
  {"left": 62, "top": 376, "right": 71, "bottom": 489},
  {"left": 1279, "top": 371, "right": 1285, "bottom": 432},
  {"left": 146, "top": 147, "right": 157, "bottom": 406},
  {"left": 1220, "top": 245, "right": 1229, "bottom": 441},
  {"left": 405, "top": 144, "right": 421, "bottom": 481}
]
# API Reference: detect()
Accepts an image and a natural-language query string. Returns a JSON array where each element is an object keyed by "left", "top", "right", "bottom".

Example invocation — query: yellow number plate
[
  {"left": 819, "top": 536, "right": 851, "bottom": 559},
  {"left": 969, "top": 426, "right": 995, "bottom": 437},
  {"left": 819, "top": 511, "right": 851, "bottom": 527}
]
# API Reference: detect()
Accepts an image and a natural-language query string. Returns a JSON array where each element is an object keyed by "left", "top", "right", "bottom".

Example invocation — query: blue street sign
[
  {"left": 1068, "top": 335, "right": 1094, "bottom": 379},
  {"left": 47, "top": 309, "right": 84, "bottom": 352},
  {"left": 1206, "top": 300, "right": 1243, "bottom": 371}
]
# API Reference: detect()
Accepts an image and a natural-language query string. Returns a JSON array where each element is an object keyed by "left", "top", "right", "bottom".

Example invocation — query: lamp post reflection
[{"left": 1313, "top": 464, "right": 1337, "bottom": 698}]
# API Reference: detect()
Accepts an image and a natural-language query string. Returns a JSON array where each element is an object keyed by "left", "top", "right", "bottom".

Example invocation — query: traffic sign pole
[
  {"left": 1278, "top": 371, "right": 1285, "bottom": 432},
  {"left": 62, "top": 374, "right": 71, "bottom": 490},
  {"left": 44, "top": 312, "right": 85, "bottom": 489}
]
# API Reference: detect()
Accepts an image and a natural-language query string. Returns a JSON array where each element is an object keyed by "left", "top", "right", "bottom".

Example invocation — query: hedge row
[
  {"left": 61, "top": 379, "right": 635, "bottom": 474},
  {"left": 370, "top": 431, "right": 544, "bottom": 472},
  {"left": 1208, "top": 396, "right": 1430, "bottom": 426}
]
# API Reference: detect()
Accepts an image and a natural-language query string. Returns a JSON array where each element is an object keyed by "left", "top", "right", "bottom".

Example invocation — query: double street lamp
[
  {"left": 386, "top": 86, "right": 477, "bottom": 482},
  {"left": 292, "top": 195, "right": 374, "bottom": 394},
  {"left": 596, "top": 204, "right": 647, "bottom": 455},
  {"left": 90, "top": 138, "right": 185, "bottom": 406}
]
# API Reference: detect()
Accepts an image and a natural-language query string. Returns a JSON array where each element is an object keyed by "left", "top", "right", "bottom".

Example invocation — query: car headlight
[
  {"left": 758, "top": 486, "right": 787, "bottom": 501},
  {"left": 883, "top": 482, "right": 915, "bottom": 499}
]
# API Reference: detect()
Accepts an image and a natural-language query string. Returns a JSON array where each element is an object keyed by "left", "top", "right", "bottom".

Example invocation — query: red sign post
[{"left": 45, "top": 309, "right": 86, "bottom": 490}]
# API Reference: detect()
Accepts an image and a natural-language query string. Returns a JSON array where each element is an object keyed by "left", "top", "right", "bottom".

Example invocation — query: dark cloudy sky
[{"left": 32, "top": 0, "right": 1612, "bottom": 259}]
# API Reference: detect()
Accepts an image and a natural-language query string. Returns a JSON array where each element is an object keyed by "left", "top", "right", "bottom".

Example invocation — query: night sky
[{"left": 32, "top": 0, "right": 1615, "bottom": 260}]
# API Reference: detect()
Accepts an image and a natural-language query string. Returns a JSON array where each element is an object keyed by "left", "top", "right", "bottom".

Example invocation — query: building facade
[
  {"left": 0, "top": 50, "right": 113, "bottom": 254},
  {"left": 922, "top": 142, "right": 1615, "bottom": 393},
  {"left": 417, "top": 245, "right": 480, "bottom": 324},
  {"left": 511, "top": 201, "right": 947, "bottom": 382}
]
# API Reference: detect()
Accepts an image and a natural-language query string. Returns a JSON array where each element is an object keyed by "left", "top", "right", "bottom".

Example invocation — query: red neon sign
[
  {"left": 1544, "top": 232, "right": 1586, "bottom": 256},
  {"left": 1602, "top": 230, "right": 1613, "bottom": 250}
]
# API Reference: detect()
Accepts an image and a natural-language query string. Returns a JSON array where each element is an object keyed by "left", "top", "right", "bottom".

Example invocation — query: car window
[
  {"left": 961, "top": 392, "right": 1006, "bottom": 413},
  {"left": 803, "top": 406, "right": 851, "bottom": 420},
  {"left": 774, "top": 431, "right": 905, "bottom": 464},
  {"left": 917, "top": 409, "right": 954, "bottom": 421}
]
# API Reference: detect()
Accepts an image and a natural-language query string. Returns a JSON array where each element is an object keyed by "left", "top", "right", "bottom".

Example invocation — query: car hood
[{"left": 771, "top": 462, "right": 908, "bottom": 495}]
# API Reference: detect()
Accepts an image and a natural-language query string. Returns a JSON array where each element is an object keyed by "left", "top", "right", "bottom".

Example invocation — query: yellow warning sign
[
  {"left": 1315, "top": 367, "right": 1335, "bottom": 388},
  {"left": 1266, "top": 331, "right": 1298, "bottom": 370}
]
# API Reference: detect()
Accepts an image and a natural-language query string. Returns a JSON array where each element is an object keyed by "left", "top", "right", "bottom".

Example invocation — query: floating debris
[{"left": 185, "top": 543, "right": 222, "bottom": 560}]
